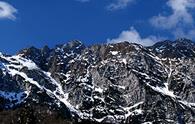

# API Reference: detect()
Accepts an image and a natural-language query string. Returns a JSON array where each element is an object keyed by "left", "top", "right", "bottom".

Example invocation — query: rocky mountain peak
[
  {"left": 55, "top": 40, "right": 85, "bottom": 53},
  {"left": 150, "top": 39, "right": 195, "bottom": 58},
  {"left": 0, "top": 40, "right": 195, "bottom": 124}
]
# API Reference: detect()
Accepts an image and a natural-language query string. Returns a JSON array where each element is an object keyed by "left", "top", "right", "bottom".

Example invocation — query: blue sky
[{"left": 0, "top": 0, "right": 195, "bottom": 54}]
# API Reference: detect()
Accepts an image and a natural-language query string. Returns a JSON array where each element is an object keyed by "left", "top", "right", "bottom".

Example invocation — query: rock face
[{"left": 0, "top": 39, "right": 195, "bottom": 124}]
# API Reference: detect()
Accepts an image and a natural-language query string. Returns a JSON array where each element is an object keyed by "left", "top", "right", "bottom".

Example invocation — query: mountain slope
[{"left": 0, "top": 39, "right": 195, "bottom": 124}]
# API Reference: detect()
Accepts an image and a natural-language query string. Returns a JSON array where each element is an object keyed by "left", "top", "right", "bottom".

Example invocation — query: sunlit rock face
[{"left": 0, "top": 39, "right": 195, "bottom": 124}]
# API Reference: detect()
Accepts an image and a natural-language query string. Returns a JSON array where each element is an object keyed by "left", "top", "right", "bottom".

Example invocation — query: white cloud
[
  {"left": 76, "top": 0, "right": 134, "bottom": 10},
  {"left": 149, "top": 0, "right": 195, "bottom": 40},
  {"left": 107, "top": 27, "right": 161, "bottom": 46},
  {"left": 107, "top": 0, "right": 135, "bottom": 11},
  {"left": 0, "top": 1, "right": 17, "bottom": 20},
  {"left": 150, "top": 0, "right": 195, "bottom": 29}
]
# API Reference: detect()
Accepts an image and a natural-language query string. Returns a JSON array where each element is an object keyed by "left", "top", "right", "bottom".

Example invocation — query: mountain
[{"left": 0, "top": 39, "right": 195, "bottom": 124}]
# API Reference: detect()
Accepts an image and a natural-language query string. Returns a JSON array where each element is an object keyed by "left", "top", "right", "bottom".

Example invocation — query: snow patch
[
  {"left": 110, "top": 51, "right": 118, "bottom": 55},
  {"left": 146, "top": 83, "right": 176, "bottom": 98},
  {"left": 94, "top": 87, "right": 103, "bottom": 93},
  {"left": 122, "top": 58, "right": 127, "bottom": 65},
  {"left": 142, "top": 122, "right": 153, "bottom": 124}
]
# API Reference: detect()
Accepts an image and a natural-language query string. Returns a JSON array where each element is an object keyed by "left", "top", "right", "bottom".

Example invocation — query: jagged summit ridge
[
  {"left": 0, "top": 39, "right": 195, "bottom": 124},
  {"left": 150, "top": 38, "right": 195, "bottom": 58}
]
